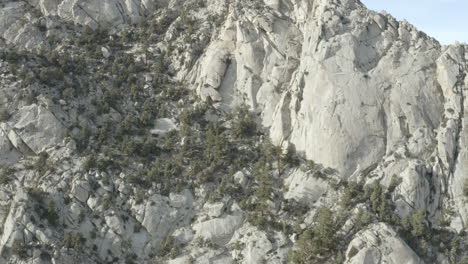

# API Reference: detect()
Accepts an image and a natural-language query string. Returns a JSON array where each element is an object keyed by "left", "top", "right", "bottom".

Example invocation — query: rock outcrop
[
  {"left": 1, "top": 0, "right": 468, "bottom": 263},
  {"left": 189, "top": 0, "right": 468, "bottom": 228},
  {"left": 345, "top": 223, "right": 424, "bottom": 264}
]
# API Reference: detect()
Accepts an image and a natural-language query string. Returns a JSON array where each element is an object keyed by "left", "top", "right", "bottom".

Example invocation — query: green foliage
[
  {"left": 207, "top": 13, "right": 226, "bottom": 27},
  {"left": 289, "top": 207, "right": 337, "bottom": 263},
  {"left": 46, "top": 200, "right": 59, "bottom": 227},
  {"left": 232, "top": 105, "right": 256, "bottom": 138},
  {"left": 125, "top": 253, "right": 138, "bottom": 264},
  {"left": 464, "top": 179, "right": 468, "bottom": 197},
  {"left": 410, "top": 209, "right": 427, "bottom": 238},
  {"left": 460, "top": 256, "right": 468, "bottom": 264},
  {"left": 247, "top": 213, "right": 288, "bottom": 233},
  {"left": 282, "top": 199, "right": 310, "bottom": 218},
  {"left": 83, "top": 154, "right": 97, "bottom": 171},
  {"left": 28, "top": 187, "right": 46, "bottom": 202},
  {"left": 11, "top": 240, "right": 29, "bottom": 259},
  {"left": 368, "top": 181, "right": 389, "bottom": 219},
  {"left": 354, "top": 208, "right": 373, "bottom": 230},
  {"left": 77, "top": 125, "right": 91, "bottom": 150},
  {"left": 0, "top": 109, "right": 10, "bottom": 121},
  {"left": 253, "top": 159, "right": 273, "bottom": 211},
  {"left": 283, "top": 145, "right": 300, "bottom": 168},
  {"left": 0, "top": 166, "right": 14, "bottom": 185},
  {"left": 38, "top": 66, "right": 64, "bottom": 85},
  {"left": 388, "top": 175, "right": 403, "bottom": 193},
  {"left": 312, "top": 207, "right": 337, "bottom": 253},
  {"left": 63, "top": 232, "right": 84, "bottom": 249},
  {"left": 179, "top": 104, "right": 208, "bottom": 126},
  {"left": 340, "top": 180, "right": 364, "bottom": 208},
  {"left": 101, "top": 89, "right": 120, "bottom": 110},
  {"left": 101, "top": 195, "right": 112, "bottom": 210},
  {"left": 121, "top": 137, "right": 140, "bottom": 155},
  {"left": 34, "top": 152, "right": 51, "bottom": 175},
  {"left": 157, "top": 236, "right": 179, "bottom": 259}
]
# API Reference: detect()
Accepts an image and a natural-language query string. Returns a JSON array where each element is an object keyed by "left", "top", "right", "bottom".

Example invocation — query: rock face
[
  {"left": 0, "top": 128, "right": 21, "bottom": 165},
  {"left": 190, "top": 0, "right": 468, "bottom": 229},
  {"left": 283, "top": 168, "right": 329, "bottom": 205},
  {"left": 10, "top": 104, "right": 66, "bottom": 154},
  {"left": 1, "top": 0, "right": 468, "bottom": 263},
  {"left": 345, "top": 223, "right": 424, "bottom": 264},
  {"left": 28, "top": 0, "right": 168, "bottom": 28},
  {"left": 191, "top": 0, "right": 448, "bottom": 179}
]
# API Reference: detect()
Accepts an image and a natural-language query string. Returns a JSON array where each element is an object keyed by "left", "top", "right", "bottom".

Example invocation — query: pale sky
[{"left": 360, "top": 0, "right": 468, "bottom": 45}]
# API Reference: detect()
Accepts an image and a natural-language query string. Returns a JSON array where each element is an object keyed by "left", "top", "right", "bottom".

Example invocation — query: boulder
[
  {"left": 284, "top": 168, "right": 329, "bottom": 205},
  {"left": 150, "top": 118, "right": 178, "bottom": 136},
  {"left": 193, "top": 214, "right": 244, "bottom": 244},
  {"left": 11, "top": 104, "right": 66, "bottom": 154}
]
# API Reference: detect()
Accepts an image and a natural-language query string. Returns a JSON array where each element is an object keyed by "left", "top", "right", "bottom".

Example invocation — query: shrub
[
  {"left": 253, "top": 160, "right": 273, "bottom": 211},
  {"left": 157, "top": 236, "right": 179, "bottom": 259},
  {"left": 11, "top": 240, "right": 29, "bottom": 259},
  {"left": 46, "top": 200, "right": 59, "bottom": 227},
  {"left": 289, "top": 207, "right": 337, "bottom": 263},
  {"left": 312, "top": 207, "right": 337, "bottom": 253},
  {"left": 0, "top": 109, "right": 10, "bottom": 121},
  {"left": 411, "top": 209, "right": 427, "bottom": 238},
  {"left": 63, "top": 232, "right": 84, "bottom": 249},
  {"left": 354, "top": 209, "right": 372, "bottom": 230},
  {"left": 283, "top": 145, "right": 300, "bottom": 167},
  {"left": 464, "top": 179, "right": 468, "bottom": 197},
  {"left": 102, "top": 89, "right": 120, "bottom": 109},
  {"left": 38, "top": 67, "right": 64, "bottom": 85},
  {"left": 28, "top": 187, "right": 45, "bottom": 201},
  {"left": 101, "top": 195, "right": 112, "bottom": 210},
  {"left": 83, "top": 154, "right": 97, "bottom": 171},
  {"left": 388, "top": 175, "right": 403, "bottom": 193},
  {"left": 203, "top": 123, "right": 228, "bottom": 163},
  {"left": 0, "top": 166, "right": 14, "bottom": 184},
  {"left": 121, "top": 137, "right": 140, "bottom": 155},
  {"left": 341, "top": 181, "right": 363, "bottom": 208},
  {"left": 232, "top": 105, "right": 256, "bottom": 138},
  {"left": 34, "top": 152, "right": 50, "bottom": 175}
]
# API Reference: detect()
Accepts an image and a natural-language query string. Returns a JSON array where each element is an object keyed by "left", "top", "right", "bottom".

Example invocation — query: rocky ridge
[{"left": 1, "top": 0, "right": 468, "bottom": 263}]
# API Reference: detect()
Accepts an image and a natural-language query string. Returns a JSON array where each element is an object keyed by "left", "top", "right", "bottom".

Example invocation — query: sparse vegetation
[
  {"left": 232, "top": 105, "right": 257, "bottom": 138},
  {"left": 0, "top": 2, "right": 466, "bottom": 264},
  {"left": 0, "top": 109, "right": 10, "bottom": 121},
  {"left": 0, "top": 166, "right": 14, "bottom": 184},
  {"left": 34, "top": 152, "right": 51, "bottom": 175},
  {"left": 11, "top": 240, "right": 29, "bottom": 259},
  {"left": 388, "top": 175, "right": 403, "bottom": 193},
  {"left": 289, "top": 207, "right": 338, "bottom": 263},
  {"left": 463, "top": 179, "right": 468, "bottom": 197},
  {"left": 63, "top": 232, "right": 84, "bottom": 249}
]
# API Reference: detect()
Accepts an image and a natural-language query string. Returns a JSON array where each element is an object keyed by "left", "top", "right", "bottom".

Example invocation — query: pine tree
[
  {"left": 370, "top": 181, "right": 382, "bottom": 214},
  {"left": 411, "top": 209, "right": 427, "bottom": 238},
  {"left": 253, "top": 160, "right": 272, "bottom": 212},
  {"left": 312, "top": 207, "right": 336, "bottom": 254}
]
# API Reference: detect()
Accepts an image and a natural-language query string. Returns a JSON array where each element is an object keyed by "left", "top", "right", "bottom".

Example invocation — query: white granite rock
[
  {"left": 193, "top": 214, "right": 244, "bottom": 245},
  {"left": 345, "top": 223, "right": 424, "bottom": 264},
  {"left": 12, "top": 104, "right": 66, "bottom": 154},
  {"left": 284, "top": 168, "right": 329, "bottom": 205}
]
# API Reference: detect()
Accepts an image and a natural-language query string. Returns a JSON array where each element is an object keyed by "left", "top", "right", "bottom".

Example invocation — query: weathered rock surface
[
  {"left": 189, "top": 0, "right": 468, "bottom": 228},
  {"left": 9, "top": 104, "right": 66, "bottom": 154},
  {"left": 345, "top": 223, "right": 424, "bottom": 264},
  {"left": 29, "top": 0, "right": 169, "bottom": 29},
  {"left": 284, "top": 168, "right": 329, "bottom": 205},
  {"left": 1, "top": 0, "right": 468, "bottom": 263}
]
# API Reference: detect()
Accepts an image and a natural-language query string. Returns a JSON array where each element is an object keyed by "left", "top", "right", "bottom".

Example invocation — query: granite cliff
[{"left": 0, "top": 0, "right": 467, "bottom": 263}]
